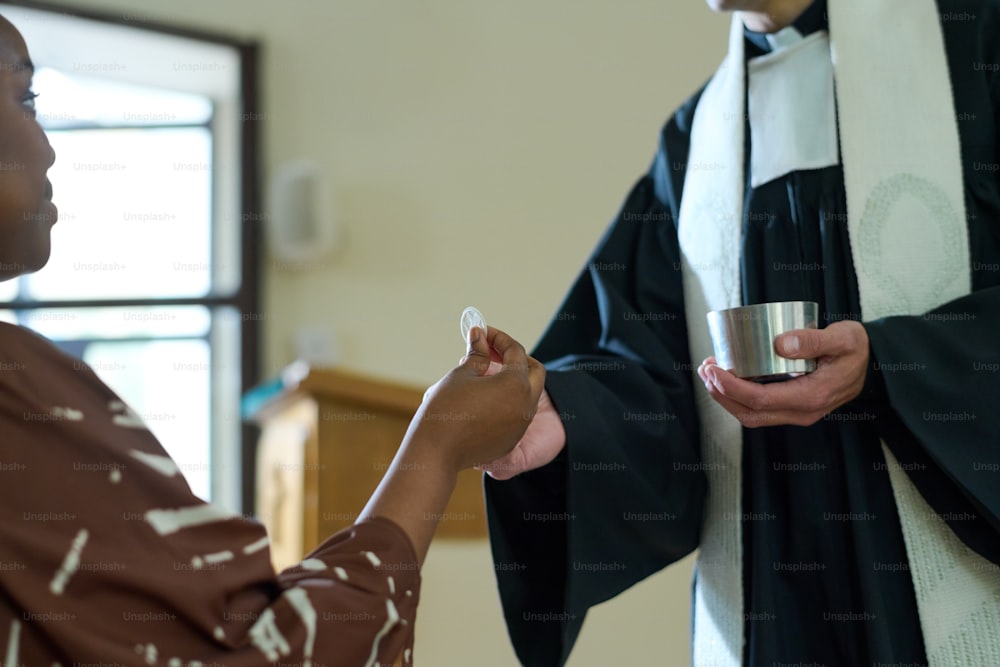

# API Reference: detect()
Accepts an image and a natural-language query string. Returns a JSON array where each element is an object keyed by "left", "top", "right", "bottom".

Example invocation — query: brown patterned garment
[{"left": 0, "top": 322, "right": 420, "bottom": 666}]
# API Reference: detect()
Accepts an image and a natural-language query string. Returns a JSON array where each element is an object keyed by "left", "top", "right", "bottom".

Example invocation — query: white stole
[{"left": 676, "top": 1, "right": 1000, "bottom": 664}]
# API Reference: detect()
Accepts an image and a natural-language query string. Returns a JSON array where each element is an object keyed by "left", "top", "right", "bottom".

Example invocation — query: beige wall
[{"left": 43, "top": 1, "right": 728, "bottom": 664}]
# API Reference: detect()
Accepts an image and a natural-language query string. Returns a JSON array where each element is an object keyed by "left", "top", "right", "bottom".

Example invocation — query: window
[{"left": 0, "top": 3, "right": 260, "bottom": 511}]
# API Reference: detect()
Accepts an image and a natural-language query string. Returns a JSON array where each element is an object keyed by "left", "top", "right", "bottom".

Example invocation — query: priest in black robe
[{"left": 482, "top": 1, "right": 1000, "bottom": 665}]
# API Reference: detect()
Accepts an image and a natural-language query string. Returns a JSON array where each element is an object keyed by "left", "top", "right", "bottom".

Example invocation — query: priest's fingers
[
  {"left": 697, "top": 357, "right": 718, "bottom": 385},
  {"left": 704, "top": 364, "right": 835, "bottom": 419},
  {"left": 477, "top": 443, "right": 529, "bottom": 480},
  {"left": 704, "top": 362, "right": 863, "bottom": 426},
  {"left": 702, "top": 385, "right": 791, "bottom": 428},
  {"left": 701, "top": 370, "right": 827, "bottom": 428}
]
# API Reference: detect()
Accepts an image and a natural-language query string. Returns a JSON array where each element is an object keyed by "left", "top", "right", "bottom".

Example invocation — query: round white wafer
[{"left": 459, "top": 306, "right": 487, "bottom": 342}]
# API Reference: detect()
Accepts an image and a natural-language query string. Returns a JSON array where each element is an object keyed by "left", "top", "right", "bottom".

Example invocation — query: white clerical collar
[
  {"left": 747, "top": 30, "right": 839, "bottom": 187},
  {"left": 765, "top": 25, "right": 805, "bottom": 51}
]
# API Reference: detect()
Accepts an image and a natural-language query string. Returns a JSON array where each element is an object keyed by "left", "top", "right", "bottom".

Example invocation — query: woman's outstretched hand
[
  {"left": 359, "top": 325, "right": 545, "bottom": 561},
  {"left": 414, "top": 325, "right": 547, "bottom": 471}
]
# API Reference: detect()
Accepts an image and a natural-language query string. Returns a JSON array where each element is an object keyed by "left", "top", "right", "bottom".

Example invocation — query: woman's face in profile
[{"left": 0, "top": 16, "right": 57, "bottom": 282}]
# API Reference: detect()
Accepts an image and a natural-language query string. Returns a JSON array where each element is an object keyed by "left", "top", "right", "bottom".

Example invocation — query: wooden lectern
[{"left": 246, "top": 366, "right": 488, "bottom": 570}]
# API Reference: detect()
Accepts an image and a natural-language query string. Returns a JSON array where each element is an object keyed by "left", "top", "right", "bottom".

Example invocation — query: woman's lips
[{"left": 44, "top": 180, "right": 53, "bottom": 201}]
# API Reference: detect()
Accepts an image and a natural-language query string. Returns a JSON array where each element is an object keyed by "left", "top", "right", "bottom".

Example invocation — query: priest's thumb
[{"left": 775, "top": 328, "right": 823, "bottom": 359}]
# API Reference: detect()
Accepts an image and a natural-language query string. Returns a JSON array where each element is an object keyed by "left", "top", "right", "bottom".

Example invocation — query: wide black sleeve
[
  {"left": 484, "top": 90, "right": 707, "bottom": 667},
  {"left": 864, "top": 288, "right": 1000, "bottom": 563}
]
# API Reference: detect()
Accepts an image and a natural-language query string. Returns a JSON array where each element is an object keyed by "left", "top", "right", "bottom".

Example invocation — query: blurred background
[{"left": 1, "top": 1, "right": 729, "bottom": 664}]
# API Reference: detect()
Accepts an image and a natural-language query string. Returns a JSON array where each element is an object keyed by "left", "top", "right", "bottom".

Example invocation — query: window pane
[
  {"left": 210, "top": 306, "right": 244, "bottom": 510},
  {"left": 19, "top": 305, "right": 210, "bottom": 340},
  {"left": 0, "top": 277, "right": 17, "bottom": 301},
  {"left": 83, "top": 338, "right": 211, "bottom": 500},
  {"left": 25, "top": 127, "right": 213, "bottom": 301},
  {"left": 14, "top": 305, "right": 218, "bottom": 501},
  {"left": 35, "top": 67, "right": 214, "bottom": 129}
]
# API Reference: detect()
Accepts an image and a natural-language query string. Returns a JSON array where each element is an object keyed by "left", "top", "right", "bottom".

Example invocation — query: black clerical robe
[{"left": 484, "top": 2, "right": 1000, "bottom": 665}]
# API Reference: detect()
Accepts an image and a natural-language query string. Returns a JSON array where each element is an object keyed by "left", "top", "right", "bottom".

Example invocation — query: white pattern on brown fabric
[
  {"left": 0, "top": 321, "right": 420, "bottom": 665},
  {"left": 48, "top": 529, "right": 88, "bottom": 595}
]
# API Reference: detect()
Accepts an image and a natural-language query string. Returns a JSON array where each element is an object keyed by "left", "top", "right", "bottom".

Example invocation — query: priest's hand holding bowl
[{"left": 698, "top": 319, "right": 870, "bottom": 428}]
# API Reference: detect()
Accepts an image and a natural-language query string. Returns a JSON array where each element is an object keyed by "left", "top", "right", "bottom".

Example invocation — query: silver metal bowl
[{"left": 706, "top": 301, "right": 819, "bottom": 381}]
